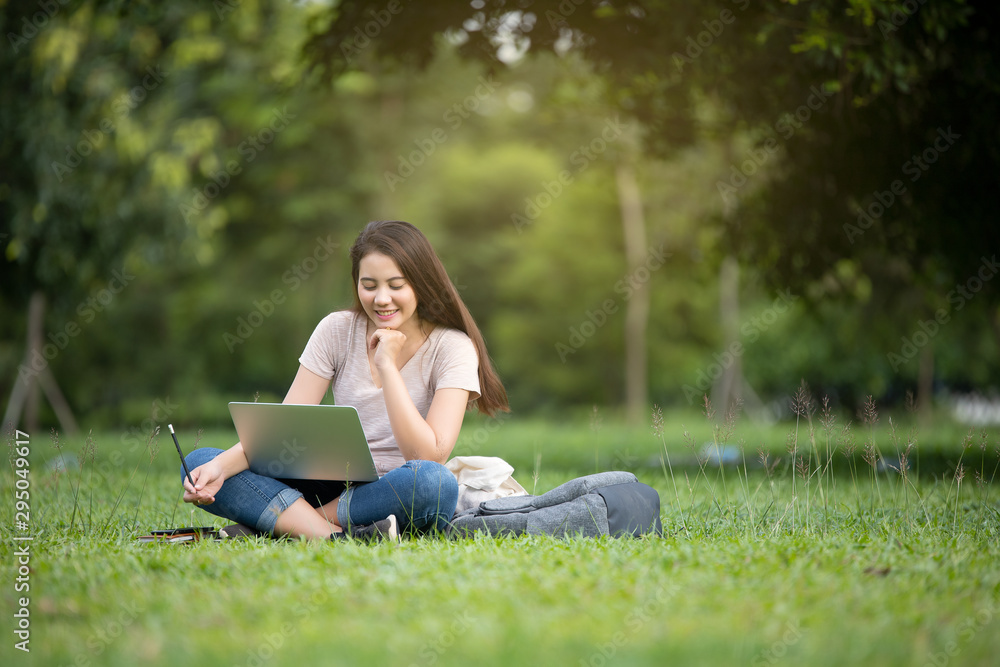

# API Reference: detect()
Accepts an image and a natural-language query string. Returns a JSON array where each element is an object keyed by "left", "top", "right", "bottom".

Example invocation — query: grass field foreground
[{"left": 2, "top": 406, "right": 999, "bottom": 666}]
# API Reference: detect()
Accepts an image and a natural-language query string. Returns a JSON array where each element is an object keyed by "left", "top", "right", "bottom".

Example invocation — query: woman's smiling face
[{"left": 357, "top": 252, "right": 420, "bottom": 333}]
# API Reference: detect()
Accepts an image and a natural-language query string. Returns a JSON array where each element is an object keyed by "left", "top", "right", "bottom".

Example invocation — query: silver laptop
[{"left": 229, "top": 402, "right": 380, "bottom": 482}]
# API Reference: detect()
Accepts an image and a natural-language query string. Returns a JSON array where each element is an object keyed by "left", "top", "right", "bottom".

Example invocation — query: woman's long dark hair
[{"left": 349, "top": 220, "right": 509, "bottom": 417}]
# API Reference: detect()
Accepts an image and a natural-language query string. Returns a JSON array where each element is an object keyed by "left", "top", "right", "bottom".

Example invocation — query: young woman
[{"left": 181, "top": 220, "right": 508, "bottom": 540}]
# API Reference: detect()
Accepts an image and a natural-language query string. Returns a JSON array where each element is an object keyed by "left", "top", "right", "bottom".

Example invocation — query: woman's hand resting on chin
[{"left": 369, "top": 327, "right": 407, "bottom": 370}]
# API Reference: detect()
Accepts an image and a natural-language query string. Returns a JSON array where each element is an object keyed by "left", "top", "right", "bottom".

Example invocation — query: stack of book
[{"left": 137, "top": 527, "right": 220, "bottom": 543}]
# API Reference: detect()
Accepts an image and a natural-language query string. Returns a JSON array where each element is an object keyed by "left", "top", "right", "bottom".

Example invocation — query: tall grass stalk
[
  {"left": 46, "top": 429, "right": 69, "bottom": 508},
  {"left": 735, "top": 438, "right": 759, "bottom": 538},
  {"left": 100, "top": 427, "right": 160, "bottom": 535},
  {"left": 887, "top": 417, "right": 903, "bottom": 507},
  {"left": 975, "top": 431, "right": 997, "bottom": 538},
  {"left": 532, "top": 448, "right": 542, "bottom": 495},
  {"left": 131, "top": 427, "right": 163, "bottom": 528},
  {"left": 685, "top": 437, "right": 717, "bottom": 521},
  {"left": 708, "top": 397, "right": 742, "bottom": 518},
  {"left": 862, "top": 396, "right": 884, "bottom": 513},
  {"left": 759, "top": 448, "right": 778, "bottom": 507},
  {"left": 792, "top": 381, "right": 817, "bottom": 531},
  {"left": 840, "top": 422, "right": 863, "bottom": 519},
  {"left": 63, "top": 429, "right": 90, "bottom": 534},
  {"left": 945, "top": 429, "right": 974, "bottom": 508},
  {"left": 652, "top": 404, "right": 687, "bottom": 535},
  {"left": 819, "top": 396, "right": 837, "bottom": 531},
  {"left": 953, "top": 464, "right": 965, "bottom": 534},
  {"left": 796, "top": 455, "right": 811, "bottom": 534},
  {"left": 885, "top": 415, "right": 924, "bottom": 536},
  {"left": 683, "top": 398, "right": 718, "bottom": 519},
  {"left": 786, "top": 431, "right": 798, "bottom": 530},
  {"left": 590, "top": 405, "right": 601, "bottom": 474},
  {"left": 84, "top": 431, "right": 98, "bottom": 533},
  {"left": 989, "top": 442, "right": 1000, "bottom": 485}
]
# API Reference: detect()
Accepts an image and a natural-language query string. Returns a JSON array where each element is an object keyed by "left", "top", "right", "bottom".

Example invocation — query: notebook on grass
[{"left": 229, "top": 402, "right": 380, "bottom": 482}]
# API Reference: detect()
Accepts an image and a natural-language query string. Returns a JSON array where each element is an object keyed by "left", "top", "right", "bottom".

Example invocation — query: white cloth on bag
[{"left": 445, "top": 456, "right": 528, "bottom": 514}]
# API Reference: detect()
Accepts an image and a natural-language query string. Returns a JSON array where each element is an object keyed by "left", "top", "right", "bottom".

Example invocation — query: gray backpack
[{"left": 447, "top": 471, "right": 662, "bottom": 538}]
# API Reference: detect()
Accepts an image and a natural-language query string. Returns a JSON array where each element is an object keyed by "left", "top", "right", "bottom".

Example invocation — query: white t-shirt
[{"left": 298, "top": 310, "right": 481, "bottom": 475}]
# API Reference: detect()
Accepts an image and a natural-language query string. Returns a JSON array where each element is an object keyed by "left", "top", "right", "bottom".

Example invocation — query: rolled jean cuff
[
  {"left": 336, "top": 486, "right": 353, "bottom": 529},
  {"left": 256, "top": 487, "right": 304, "bottom": 534}
]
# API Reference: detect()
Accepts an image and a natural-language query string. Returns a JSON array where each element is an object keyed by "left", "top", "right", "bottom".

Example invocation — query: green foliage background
[{"left": 1, "top": 0, "right": 998, "bottom": 432}]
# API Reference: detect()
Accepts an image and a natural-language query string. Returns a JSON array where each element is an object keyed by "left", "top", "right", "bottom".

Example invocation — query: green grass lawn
[{"left": 3, "top": 410, "right": 999, "bottom": 666}]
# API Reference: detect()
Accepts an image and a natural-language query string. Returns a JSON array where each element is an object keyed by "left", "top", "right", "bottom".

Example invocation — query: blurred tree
[
  {"left": 5, "top": 0, "right": 996, "bottom": 431},
  {"left": 0, "top": 0, "right": 369, "bottom": 430},
  {"left": 304, "top": 0, "right": 1000, "bottom": 410}
]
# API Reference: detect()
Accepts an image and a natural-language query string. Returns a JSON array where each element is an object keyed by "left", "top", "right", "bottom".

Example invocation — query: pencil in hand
[{"left": 169, "top": 424, "right": 196, "bottom": 490}]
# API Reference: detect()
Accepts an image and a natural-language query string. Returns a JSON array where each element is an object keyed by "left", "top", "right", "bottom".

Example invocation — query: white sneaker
[{"left": 348, "top": 514, "right": 399, "bottom": 542}]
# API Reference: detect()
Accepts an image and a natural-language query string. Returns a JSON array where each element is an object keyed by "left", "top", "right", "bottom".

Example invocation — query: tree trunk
[
  {"left": 24, "top": 291, "right": 44, "bottom": 432},
  {"left": 376, "top": 87, "right": 403, "bottom": 220},
  {"left": 917, "top": 344, "right": 934, "bottom": 421},
  {"left": 713, "top": 255, "right": 742, "bottom": 415},
  {"left": 2, "top": 291, "right": 79, "bottom": 435},
  {"left": 615, "top": 160, "right": 649, "bottom": 425}
]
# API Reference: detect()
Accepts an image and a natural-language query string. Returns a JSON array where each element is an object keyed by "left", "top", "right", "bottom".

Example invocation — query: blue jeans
[{"left": 182, "top": 448, "right": 458, "bottom": 536}]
